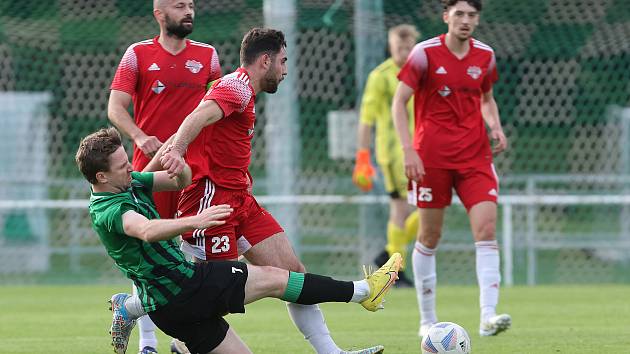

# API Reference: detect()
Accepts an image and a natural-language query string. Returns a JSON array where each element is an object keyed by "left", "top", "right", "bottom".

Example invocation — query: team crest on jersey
[
  {"left": 438, "top": 85, "right": 451, "bottom": 97},
  {"left": 151, "top": 80, "right": 165, "bottom": 94},
  {"left": 467, "top": 66, "right": 482, "bottom": 80},
  {"left": 185, "top": 60, "right": 203, "bottom": 74}
]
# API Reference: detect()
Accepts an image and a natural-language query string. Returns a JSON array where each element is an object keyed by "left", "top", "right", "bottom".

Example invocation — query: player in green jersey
[{"left": 77, "top": 127, "right": 401, "bottom": 354}]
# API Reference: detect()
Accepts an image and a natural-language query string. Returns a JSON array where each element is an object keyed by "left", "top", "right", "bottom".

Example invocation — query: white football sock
[
  {"left": 413, "top": 241, "right": 437, "bottom": 326},
  {"left": 350, "top": 279, "right": 370, "bottom": 303},
  {"left": 287, "top": 303, "right": 341, "bottom": 354},
  {"left": 134, "top": 284, "right": 158, "bottom": 350},
  {"left": 123, "top": 294, "right": 146, "bottom": 319},
  {"left": 475, "top": 240, "right": 501, "bottom": 323}
]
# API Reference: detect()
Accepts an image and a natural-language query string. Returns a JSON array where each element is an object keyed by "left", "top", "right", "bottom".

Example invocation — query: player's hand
[
  {"left": 490, "top": 128, "right": 508, "bottom": 154},
  {"left": 193, "top": 204, "right": 233, "bottom": 229},
  {"left": 403, "top": 147, "right": 424, "bottom": 182},
  {"left": 352, "top": 149, "right": 376, "bottom": 192},
  {"left": 135, "top": 135, "right": 163, "bottom": 158},
  {"left": 160, "top": 146, "right": 186, "bottom": 178}
]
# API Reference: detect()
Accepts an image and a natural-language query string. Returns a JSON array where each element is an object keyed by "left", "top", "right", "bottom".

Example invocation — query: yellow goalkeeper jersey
[{"left": 360, "top": 58, "right": 414, "bottom": 165}]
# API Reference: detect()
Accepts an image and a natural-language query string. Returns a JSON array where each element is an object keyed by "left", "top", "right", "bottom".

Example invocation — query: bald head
[
  {"left": 153, "top": 0, "right": 195, "bottom": 39},
  {"left": 153, "top": 0, "right": 166, "bottom": 10}
]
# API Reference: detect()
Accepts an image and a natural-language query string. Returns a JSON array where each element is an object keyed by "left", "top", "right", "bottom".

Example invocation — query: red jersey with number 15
[
  {"left": 110, "top": 36, "right": 221, "bottom": 170},
  {"left": 185, "top": 68, "right": 256, "bottom": 190},
  {"left": 398, "top": 34, "right": 498, "bottom": 169}
]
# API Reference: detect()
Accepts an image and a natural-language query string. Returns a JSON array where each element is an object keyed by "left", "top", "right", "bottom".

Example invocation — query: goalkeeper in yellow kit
[{"left": 353, "top": 24, "right": 419, "bottom": 287}]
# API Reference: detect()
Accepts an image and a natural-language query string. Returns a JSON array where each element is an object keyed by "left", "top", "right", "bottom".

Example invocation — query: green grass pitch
[{"left": 1, "top": 285, "right": 629, "bottom": 353}]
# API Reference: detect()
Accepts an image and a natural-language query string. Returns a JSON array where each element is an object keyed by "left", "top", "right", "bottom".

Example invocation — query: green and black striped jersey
[{"left": 89, "top": 171, "right": 194, "bottom": 312}]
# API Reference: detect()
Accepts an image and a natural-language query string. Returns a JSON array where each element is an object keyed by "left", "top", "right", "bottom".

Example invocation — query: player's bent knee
[
  {"left": 247, "top": 265, "right": 289, "bottom": 299},
  {"left": 275, "top": 253, "right": 304, "bottom": 273},
  {"left": 419, "top": 229, "right": 441, "bottom": 248},
  {"left": 264, "top": 266, "right": 291, "bottom": 298},
  {"left": 474, "top": 222, "right": 496, "bottom": 241}
]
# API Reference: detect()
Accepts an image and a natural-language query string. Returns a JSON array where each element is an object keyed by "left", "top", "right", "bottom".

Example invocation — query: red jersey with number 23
[
  {"left": 186, "top": 68, "right": 256, "bottom": 190},
  {"left": 398, "top": 34, "right": 498, "bottom": 169},
  {"left": 110, "top": 36, "right": 221, "bottom": 170}
]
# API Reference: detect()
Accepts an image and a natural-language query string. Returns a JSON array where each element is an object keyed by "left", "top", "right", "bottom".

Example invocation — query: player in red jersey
[
  {"left": 160, "top": 28, "right": 385, "bottom": 354},
  {"left": 107, "top": 1, "right": 220, "bottom": 353},
  {"left": 392, "top": 0, "right": 511, "bottom": 339}
]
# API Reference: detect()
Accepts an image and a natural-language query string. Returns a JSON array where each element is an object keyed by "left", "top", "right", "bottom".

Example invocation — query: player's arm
[
  {"left": 143, "top": 135, "right": 192, "bottom": 191},
  {"left": 353, "top": 122, "right": 376, "bottom": 191},
  {"left": 160, "top": 99, "right": 224, "bottom": 176},
  {"left": 151, "top": 163, "right": 192, "bottom": 192},
  {"left": 481, "top": 89, "right": 507, "bottom": 154},
  {"left": 353, "top": 73, "right": 380, "bottom": 192},
  {"left": 122, "top": 204, "right": 232, "bottom": 243},
  {"left": 392, "top": 82, "right": 424, "bottom": 181},
  {"left": 142, "top": 135, "right": 175, "bottom": 172},
  {"left": 108, "top": 44, "right": 162, "bottom": 158},
  {"left": 357, "top": 122, "right": 372, "bottom": 151},
  {"left": 108, "top": 91, "right": 163, "bottom": 158},
  {"left": 357, "top": 71, "right": 381, "bottom": 151}
]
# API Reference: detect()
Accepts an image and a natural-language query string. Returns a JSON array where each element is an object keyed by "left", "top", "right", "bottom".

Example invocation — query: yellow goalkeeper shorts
[{"left": 379, "top": 156, "right": 407, "bottom": 199}]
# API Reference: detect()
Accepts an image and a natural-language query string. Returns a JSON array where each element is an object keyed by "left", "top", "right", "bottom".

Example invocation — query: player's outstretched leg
[
  {"left": 108, "top": 293, "right": 137, "bottom": 354},
  {"left": 246, "top": 253, "right": 401, "bottom": 313}
]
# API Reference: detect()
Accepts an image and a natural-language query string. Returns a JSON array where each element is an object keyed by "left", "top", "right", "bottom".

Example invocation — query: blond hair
[{"left": 388, "top": 24, "right": 420, "bottom": 41}]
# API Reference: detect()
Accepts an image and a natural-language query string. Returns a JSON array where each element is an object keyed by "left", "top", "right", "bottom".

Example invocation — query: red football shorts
[
  {"left": 153, "top": 190, "right": 181, "bottom": 219},
  {"left": 407, "top": 164, "right": 499, "bottom": 211},
  {"left": 177, "top": 178, "right": 284, "bottom": 260}
]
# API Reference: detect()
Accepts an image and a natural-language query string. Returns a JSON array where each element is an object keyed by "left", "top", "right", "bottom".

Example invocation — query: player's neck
[
  {"left": 444, "top": 33, "right": 470, "bottom": 58},
  {"left": 243, "top": 66, "right": 263, "bottom": 94},
  {"left": 91, "top": 183, "right": 124, "bottom": 194},
  {"left": 158, "top": 32, "right": 187, "bottom": 55}
]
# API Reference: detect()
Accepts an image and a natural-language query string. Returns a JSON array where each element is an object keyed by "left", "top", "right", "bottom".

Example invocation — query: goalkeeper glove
[{"left": 352, "top": 149, "right": 376, "bottom": 192}]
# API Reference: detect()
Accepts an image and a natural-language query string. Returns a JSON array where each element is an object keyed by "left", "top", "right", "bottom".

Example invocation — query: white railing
[{"left": 2, "top": 194, "right": 630, "bottom": 285}]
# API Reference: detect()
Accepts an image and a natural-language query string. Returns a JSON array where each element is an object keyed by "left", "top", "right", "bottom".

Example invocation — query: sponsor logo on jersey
[
  {"left": 488, "top": 188, "right": 498, "bottom": 197},
  {"left": 467, "top": 66, "right": 482, "bottom": 79},
  {"left": 185, "top": 59, "right": 203, "bottom": 74},
  {"left": 438, "top": 85, "right": 451, "bottom": 97},
  {"left": 148, "top": 63, "right": 160, "bottom": 71},
  {"left": 435, "top": 66, "right": 447, "bottom": 74},
  {"left": 151, "top": 80, "right": 165, "bottom": 94}
]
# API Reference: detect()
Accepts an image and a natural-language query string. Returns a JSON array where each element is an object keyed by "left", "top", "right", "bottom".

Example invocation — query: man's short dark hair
[
  {"left": 442, "top": 0, "right": 482, "bottom": 11},
  {"left": 75, "top": 127, "right": 122, "bottom": 184},
  {"left": 240, "top": 28, "right": 287, "bottom": 66}
]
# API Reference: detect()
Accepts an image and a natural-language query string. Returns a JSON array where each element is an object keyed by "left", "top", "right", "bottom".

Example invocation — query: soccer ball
[{"left": 421, "top": 322, "right": 471, "bottom": 354}]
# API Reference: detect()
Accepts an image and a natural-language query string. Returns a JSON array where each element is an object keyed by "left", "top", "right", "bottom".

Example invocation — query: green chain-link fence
[{"left": 1, "top": 0, "right": 629, "bottom": 284}]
